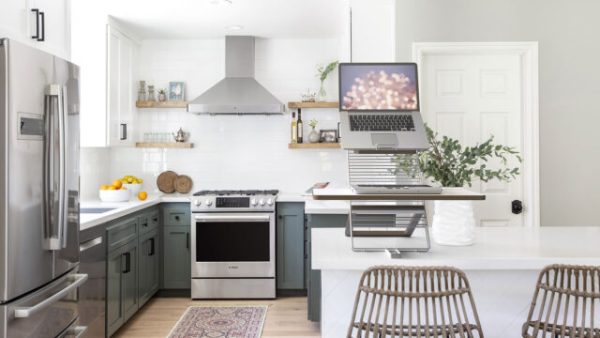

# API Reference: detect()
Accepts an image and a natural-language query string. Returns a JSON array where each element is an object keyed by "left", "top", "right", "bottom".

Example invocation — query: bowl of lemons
[
  {"left": 100, "top": 175, "right": 148, "bottom": 202},
  {"left": 99, "top": 179, "right": 131, "bottom": 202},
  {"left": 120, "top": 175, "right": 143, "bottom": 196}
]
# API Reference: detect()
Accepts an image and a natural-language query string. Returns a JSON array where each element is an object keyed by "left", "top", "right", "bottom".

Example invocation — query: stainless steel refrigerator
[{"left": 0, "top": 38, "right": 87, "bottom": 337}]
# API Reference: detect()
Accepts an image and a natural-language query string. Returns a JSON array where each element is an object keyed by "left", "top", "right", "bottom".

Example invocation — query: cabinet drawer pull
[
  {"left": 186, "top": 232, "right": 190, "bottom": 249},
  {"left": 120, "top": 123, "right": 127, "bottom": 140},
  {"left": 122, "top": 252, "right": 131, "bottom": 273},
  {"left": 79, "top": 236, "right": 103, "bottom": 252},
  {"left": 149, "top": 238, "right": 155, "bottom": 256},
  {"left": 38, "top": 11, "right": 45, "bottom": 42},
  {"left": 31, "top": 9, "right": 40, "bottom": 40}
]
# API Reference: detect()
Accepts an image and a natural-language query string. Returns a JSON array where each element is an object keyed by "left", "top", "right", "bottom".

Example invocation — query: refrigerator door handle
[
  {"left": 42, "top": 84, "right": 67, "bottom": 250},
  {"left": 58, "top": 85, "right": 67, "bottom": 249},
  {"left": 13, "top": 273, "right": 88, "bottom": 318},
  {"left": 42, "top": 92, "right": 52, "bottom": 248}
]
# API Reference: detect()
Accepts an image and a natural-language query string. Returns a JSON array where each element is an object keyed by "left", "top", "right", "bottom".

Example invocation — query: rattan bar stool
[
  {"left": 347, "top": 266, "right": 484, "bottom": 338},
  {"left": 522, "top": 264, "right": 600, "bottom": 338}
]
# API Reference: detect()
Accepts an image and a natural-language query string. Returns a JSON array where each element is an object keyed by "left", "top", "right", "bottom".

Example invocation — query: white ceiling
[{"left": 106, "top": 0, "right": 347, "bottom": 39}]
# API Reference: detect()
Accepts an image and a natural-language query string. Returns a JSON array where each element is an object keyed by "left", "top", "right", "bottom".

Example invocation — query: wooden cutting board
[
  {"left": 156, "top": 170, "right": 178, "bottom": 193},
  {"left": 174, "top": 175, "right": 193, "bottom": 194}
]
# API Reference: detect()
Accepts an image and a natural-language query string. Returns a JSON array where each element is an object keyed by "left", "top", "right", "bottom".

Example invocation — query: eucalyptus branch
[
  {"left": 394, "top": 125, "right": 522, "bottom": 187},
  {"left": 317, "top": 61, "right": 339, "bottom": 82}
]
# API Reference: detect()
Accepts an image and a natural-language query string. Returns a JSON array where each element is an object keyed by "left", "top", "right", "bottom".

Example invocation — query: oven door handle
[{"left": 194, "top": 215, "right": 271, "bottom": 222}]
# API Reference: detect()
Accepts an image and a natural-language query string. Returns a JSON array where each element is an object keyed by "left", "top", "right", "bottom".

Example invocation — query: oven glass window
[{"left": 196, "top": 220, "right": 270, "bottom": 262}]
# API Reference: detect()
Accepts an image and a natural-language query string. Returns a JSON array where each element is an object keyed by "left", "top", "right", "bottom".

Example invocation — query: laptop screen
[{"left": 338, "top": 63, "right": 420, "bottom": 112}]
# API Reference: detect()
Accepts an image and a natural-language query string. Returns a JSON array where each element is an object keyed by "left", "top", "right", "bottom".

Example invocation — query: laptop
[{"left": 338, "top": 62, "right": 429, "bottom": 151}]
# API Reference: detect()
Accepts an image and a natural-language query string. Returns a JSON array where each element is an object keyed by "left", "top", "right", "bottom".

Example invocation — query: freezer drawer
[{"left": 0, "top": 270, "right": 88, "bottom": 338}]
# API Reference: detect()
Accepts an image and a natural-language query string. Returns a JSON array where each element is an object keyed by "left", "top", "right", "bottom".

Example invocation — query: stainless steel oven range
[{"left": 190, "top": 190, "right": 278, "bottom": 299}]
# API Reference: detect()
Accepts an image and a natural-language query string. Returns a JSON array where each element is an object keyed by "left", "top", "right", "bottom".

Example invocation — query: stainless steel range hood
[{"left": 187, "top": 36, "right": 284, "bottom": 114}]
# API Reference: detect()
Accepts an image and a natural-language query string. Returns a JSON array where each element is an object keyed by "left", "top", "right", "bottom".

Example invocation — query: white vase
[
  {"left": 431, "top": 200, "right": 476, "bottom": 246},
  {"left": 308, "top": 128, "right": 320, "bottom": 143}
]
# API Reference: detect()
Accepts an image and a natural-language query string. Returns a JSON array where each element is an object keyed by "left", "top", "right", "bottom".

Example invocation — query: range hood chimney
[{"left": 187, "top": 36, "right": 285, "bottom": 114}]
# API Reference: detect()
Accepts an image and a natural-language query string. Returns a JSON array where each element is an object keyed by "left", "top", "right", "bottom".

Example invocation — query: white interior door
[{"left": 421, "top": 52, "right": 524, "bottom": 227}]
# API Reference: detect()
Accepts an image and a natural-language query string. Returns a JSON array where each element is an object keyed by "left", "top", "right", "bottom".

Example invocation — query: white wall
[
  {"left": 80, "top": 147, "right": 111, "bottom": 200},
  {"left": 82, "top": 37, "right": 349, "bottom": 196},
  {"left": 350, "top": 0, "right": 396, "bottom": 62}
]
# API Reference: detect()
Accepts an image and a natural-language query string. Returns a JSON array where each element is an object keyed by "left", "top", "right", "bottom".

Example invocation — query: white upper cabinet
[
  {"left": 107, "top": 25, "right": 137, "bottom": 147},
  {"left": 0, "top": 0, "right": 70, "bottom": 59},
  {"left": 72, "top": 0, "right": 139, "bottom": 147}
]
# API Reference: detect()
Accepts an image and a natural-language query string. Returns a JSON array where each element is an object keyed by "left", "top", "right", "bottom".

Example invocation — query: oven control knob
[
  {"left": 266, "top": 198, "right": 273, "bottom": 206},
  {"left": 205, "top": 199, "right": 213, "bottom": 206},
  {"left": 194, "top": 199, "right": 201, "bottom": 207},
  {"left": 259, "top": 199, "right": 265, "bottom": 206},
  {"left": 251, "top": 198, "right": 258, "bottom": 206}
]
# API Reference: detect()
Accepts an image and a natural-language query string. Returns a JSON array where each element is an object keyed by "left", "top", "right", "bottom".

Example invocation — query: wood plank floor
[{"left": 114, "top": 296, "right": 321, "bottom": 338}]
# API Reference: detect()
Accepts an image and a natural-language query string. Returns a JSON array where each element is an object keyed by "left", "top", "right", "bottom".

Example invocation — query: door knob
[{"left": 512, "top": 200, "right": 523, "bottom": 214}]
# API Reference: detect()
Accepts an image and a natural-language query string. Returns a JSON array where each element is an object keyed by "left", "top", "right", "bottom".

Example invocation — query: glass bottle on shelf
[
  {"left": 147, "top": 85, "right": 156, "bottom": 102},
  {"left": 138, "top": 80, "right": 147, "bottom": 101},
  {"left": 291, "top": 112, "right": 298, "bottom": 143},
  {"left": 297, "top": 110, "right": 303, "bottom": 143}
]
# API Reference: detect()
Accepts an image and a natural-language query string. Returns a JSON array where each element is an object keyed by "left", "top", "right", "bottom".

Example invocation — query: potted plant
[
  {"left": 316, "top": 61, "right": 338, "bottom": 101},
  {"left": 158, "top": 89, "right": 167, "bottom": 102},
  {"left": 308, "top": 119, "right": 320, "bottom": 143},
  {"left": 395, "top": 125, "right": 521, "bottom": 246}
]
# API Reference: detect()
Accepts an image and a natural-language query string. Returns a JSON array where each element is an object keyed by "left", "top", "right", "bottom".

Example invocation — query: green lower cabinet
[
  {"left": 107, "top": 239, "right": 138, "bottom": 336},
  {"left": 162, "top": 226, "right": 191, "bottom": 289},
  {"left": 106, "top": 248, "right": 123, "bottom": 336},
  {"left": 138, "top": 228, "right": 160, "bottom": 307},
  {"left": 276, "top": 202, "right": 306, "bottom": 290},
  {"left": 306, "top": 214, "right": 348, "bottom": 322}
]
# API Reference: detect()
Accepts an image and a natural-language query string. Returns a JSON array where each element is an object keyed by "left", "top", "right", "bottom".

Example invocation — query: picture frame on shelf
[
  {"left": 319, "top": 129, "right": 338, "bottom": 143},
  {"left": 169, "top": 82, "right": 185, "bottom": 101}
]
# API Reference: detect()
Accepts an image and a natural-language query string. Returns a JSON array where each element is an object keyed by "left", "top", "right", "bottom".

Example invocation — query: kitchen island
[{"left": 312, "top": 226, "right": 600, "bottom": 338}]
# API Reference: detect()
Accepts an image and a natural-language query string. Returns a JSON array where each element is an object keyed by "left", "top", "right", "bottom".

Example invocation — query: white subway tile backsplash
[{"left": 80, "top": 37, "right": 348, "bottom": 196}]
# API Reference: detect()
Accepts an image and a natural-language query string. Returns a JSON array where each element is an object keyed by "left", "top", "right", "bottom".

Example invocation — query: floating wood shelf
[
  {"left": 136, "top": 101, "right": 188, "bottom": 109},
  {"left": 287, "top": 101, "right": 339, "bottom": 109},
  {"left": 135, "top": 142, "right": 194, "bottom": 149},
  {"left": 288, "top": 143, "right": 341, "bottom": 149}
]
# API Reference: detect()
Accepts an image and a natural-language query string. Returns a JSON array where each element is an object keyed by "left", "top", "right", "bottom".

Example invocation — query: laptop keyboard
[{"left": 349, "top": 114, "right": 416, "bottom": 131}]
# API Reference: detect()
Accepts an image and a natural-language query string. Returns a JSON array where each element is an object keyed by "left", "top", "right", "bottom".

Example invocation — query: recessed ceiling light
[
  {"left": 227, "top": 25, "right": 243, "bottom": 31},
  {"left": 209, "top": 0, "right": 232, "bottom": 4}
]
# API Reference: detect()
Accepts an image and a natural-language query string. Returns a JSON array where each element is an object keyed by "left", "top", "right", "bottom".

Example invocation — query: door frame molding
[{"left": 412, "top": 41, "right": 540, "bottom": 228}]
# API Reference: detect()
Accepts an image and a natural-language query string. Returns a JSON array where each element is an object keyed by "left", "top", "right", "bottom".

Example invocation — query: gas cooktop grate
[{"left": 192, "top": 189, "right": 279, "bottom": 196}]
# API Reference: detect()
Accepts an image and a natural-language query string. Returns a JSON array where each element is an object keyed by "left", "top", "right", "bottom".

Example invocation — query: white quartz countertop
[
  {"left": 80, "top": 194, "right": 191, "bottom": 231},
  {"left": 80, "top": 190, "right": 354, "bottom": 231},
  {"left": 312, "top": 227, "right": 600, "bottom": 271}
]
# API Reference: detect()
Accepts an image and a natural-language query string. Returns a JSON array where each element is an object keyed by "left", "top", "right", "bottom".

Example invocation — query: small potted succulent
[
  {"left": 395, "top": 125, "right": 521, "bottom": 246},
  {"left": 158, "top": 89, "right": 167, "bottom": 102},
  {"left": 308, "top": 119, "right": 320, "bottom": 143}
]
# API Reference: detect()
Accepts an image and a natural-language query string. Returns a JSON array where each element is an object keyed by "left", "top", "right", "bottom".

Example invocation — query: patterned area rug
[{"left": 168, "top": 306, "right": 267, "bottom": 338}]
